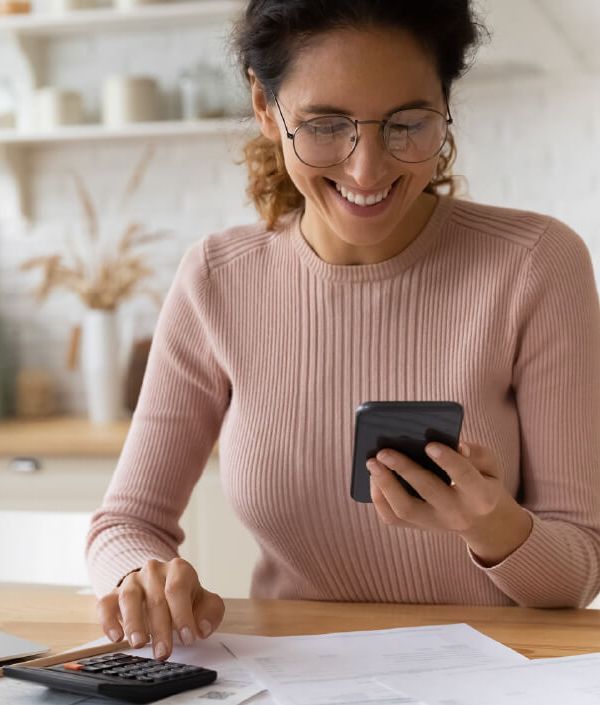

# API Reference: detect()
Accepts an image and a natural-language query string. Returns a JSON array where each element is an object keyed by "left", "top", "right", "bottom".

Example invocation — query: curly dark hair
[{"left": 230, "top": 0, "right": 489, "bottom": 229}]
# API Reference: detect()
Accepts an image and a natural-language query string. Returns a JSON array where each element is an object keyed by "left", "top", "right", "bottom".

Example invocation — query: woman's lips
[{"left": 326, "top": 177, "right": 401, "bottom": 218}]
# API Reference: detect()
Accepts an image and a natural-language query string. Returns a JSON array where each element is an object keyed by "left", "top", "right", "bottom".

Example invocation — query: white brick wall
[
  {"left": 0, "top": 21, "right": 599, "bottom": 414},
  {"left": 454, "top": 73, "right": 600, "bottom": 276}
]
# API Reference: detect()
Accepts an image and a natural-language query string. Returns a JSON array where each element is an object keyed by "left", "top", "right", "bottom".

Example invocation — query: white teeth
[{"left": 334, "top": 181, "right": 392, "bottom": 207}]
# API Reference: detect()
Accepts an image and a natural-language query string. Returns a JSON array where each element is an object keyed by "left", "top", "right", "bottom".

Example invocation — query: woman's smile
[{"left": 324, "top": 176, "right": 402, "bottom": 218}]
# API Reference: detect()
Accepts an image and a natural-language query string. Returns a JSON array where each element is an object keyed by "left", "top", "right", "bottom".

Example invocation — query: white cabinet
[
  {"left": 179, "top": 457, "right": 261, "bottom": 599},
  {"left": 0, "top": 453, "right": 260, "bottom": 596}
]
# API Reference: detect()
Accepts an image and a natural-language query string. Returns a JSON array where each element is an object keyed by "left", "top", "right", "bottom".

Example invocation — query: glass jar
[{"left": 178, "top": 63, "right": 226, "bottom": 121}]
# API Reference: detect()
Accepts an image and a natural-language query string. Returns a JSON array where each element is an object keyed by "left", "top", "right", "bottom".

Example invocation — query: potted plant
[{"left": 21, "top": 146, "right": 167, "bottom": 424}]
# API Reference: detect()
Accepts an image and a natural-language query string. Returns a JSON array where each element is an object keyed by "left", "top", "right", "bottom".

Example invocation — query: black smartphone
[{"left": 350, "top": 401, "right": 464, "bottom": 502}]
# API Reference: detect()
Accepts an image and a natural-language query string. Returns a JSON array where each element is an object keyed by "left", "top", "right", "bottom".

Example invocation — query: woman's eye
[
  {"left": 317, "top": 122, "right": 350, "bottom": 135},
  {"left": 302, "top": 119, "right": 352, "bottom": 138},
  {"left": 390, "top": 121, "right": 425, "bottom": 133}
]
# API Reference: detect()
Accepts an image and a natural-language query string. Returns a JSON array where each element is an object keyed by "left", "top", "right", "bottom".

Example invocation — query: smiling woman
[
  {"left": 232, "top": 1, "right": 483, "bottom": 239},
  {"left": 86, "top": 0, "right": 600, "bottom": 662}
]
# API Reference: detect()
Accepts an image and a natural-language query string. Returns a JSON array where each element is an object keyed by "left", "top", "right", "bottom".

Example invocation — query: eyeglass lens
[{"left": 293, "top": 109, "right": 448, "bottom": 167}]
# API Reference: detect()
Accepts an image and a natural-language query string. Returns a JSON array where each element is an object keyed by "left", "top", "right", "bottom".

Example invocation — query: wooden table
[{"left": 2, "top": 584, "right": 600, "bottom": 661}]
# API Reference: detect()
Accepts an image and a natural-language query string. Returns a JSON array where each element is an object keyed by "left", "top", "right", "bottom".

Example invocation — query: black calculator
[{"left": 4, "top": 651, "right": 218, "bottom": 704}]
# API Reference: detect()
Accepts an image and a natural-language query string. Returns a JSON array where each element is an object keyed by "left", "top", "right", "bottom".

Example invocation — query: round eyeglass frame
[{"left": 271, "top": 91, "right": 453, "bottom": 168}]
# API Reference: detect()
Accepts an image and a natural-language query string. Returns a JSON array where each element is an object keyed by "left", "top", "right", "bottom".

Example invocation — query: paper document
[
  {"left": 0, "top": 623, "right": 532, "bottom": 705},
  {"left": 380, "top": 652, "right": 600, "bottom": 705},
  {"left": 220, "top": 623, "right": 526, "bottom": 705},
  {"left": 0, "top": 677, "right": 87, "bottom": 704}
]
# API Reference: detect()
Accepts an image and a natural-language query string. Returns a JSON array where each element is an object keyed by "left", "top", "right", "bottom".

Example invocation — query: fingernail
[
  {"left": 426, "top": 443, "right": 442, "bottom": 459},
  {"left": 154, "top": 642, "right": 168, "bottom": 660},
  {"left": 460, "top": 442, "right": 471, "bottom": 458},
  {"left": 376, "top": 451, "right": 391, "bottom": 463},
  {"left": 130, "top": 632, "right": 146, "bottom": 648},
  {"left": 366, "top": 460, "right": 382, "bottom": 476},
  {"left": 198, "top": 619, "right": 212, "bottom": 638},
  {"left": 108, "top": 629, "right": 122, "bottom": 643},
  {"left": 180, "top": 627, "right": 194, "bottom": 646}
]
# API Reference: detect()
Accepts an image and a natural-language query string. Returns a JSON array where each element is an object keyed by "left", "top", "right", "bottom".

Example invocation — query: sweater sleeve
[
  {"left": 86, "top": 241, "right": 231, "bottom": 597},
  {"left": 469, "top": 217, "right": 600, "bottom": 607}
]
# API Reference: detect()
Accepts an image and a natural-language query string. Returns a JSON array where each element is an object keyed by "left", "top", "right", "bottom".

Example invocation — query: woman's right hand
[{"left": 96, "top": 557, "right": 225, "bottom": 661}]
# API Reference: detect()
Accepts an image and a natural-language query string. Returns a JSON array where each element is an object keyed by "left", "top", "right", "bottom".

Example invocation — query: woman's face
[{"left": 251, "top": 27, "right": 448, "bottom": 262}]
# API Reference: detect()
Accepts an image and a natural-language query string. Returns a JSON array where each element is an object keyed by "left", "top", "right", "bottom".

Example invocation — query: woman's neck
[{"left": 299, "top": 192, "right": 439, "bottom": 266}]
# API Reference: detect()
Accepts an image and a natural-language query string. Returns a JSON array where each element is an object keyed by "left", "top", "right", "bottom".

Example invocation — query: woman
[{"left": 87, "top": 0, "right": 600, "bottom": 661}]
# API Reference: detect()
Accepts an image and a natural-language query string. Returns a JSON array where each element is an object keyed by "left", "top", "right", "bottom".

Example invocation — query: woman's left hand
[{"left": 367, "top": 441, "right": 533, "bottom": 566}]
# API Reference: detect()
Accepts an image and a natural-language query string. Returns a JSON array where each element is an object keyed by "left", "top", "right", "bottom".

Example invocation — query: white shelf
[
  {"left": 0, "top": 1, "right": 250, "bottom": 223},
  {"left": 0, "top": 118, "right": 253, "bottom": 145},
  {"left": 0, "top": 1, "right": 244, "bottom": 36}
]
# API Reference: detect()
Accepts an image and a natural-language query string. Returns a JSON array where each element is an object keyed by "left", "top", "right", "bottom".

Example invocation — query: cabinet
[
  {"left": 0, "top": 418, "right": 260, "bottom": 596},
  {"left": 0, "top": 0, "right": 250, "bottom": 221}
]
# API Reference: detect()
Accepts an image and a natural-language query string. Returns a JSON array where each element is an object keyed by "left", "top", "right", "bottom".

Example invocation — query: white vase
[{"left": 82, "top": 309, "right": 123, "bottom": 425}]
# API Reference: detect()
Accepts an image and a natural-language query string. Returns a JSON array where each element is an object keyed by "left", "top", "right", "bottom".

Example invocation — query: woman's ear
[{"left": 249, "top": 69, "right": 281, "bottom": 143}]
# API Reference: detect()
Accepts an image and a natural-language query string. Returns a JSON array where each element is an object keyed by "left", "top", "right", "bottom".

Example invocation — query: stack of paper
[
  {"left": 380, "top": 652, "right": 600, "bottom": 705},
  {"left": 3, "top": 622, "right": 600, "bottom": 704},
  {"left": 220, "top": 623, "right": 527, "bottom": 705}
]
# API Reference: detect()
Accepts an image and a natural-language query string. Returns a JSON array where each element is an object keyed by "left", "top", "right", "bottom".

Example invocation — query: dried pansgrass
[{"left": 21, "top": 145, "right": 168, "bottom": 311}]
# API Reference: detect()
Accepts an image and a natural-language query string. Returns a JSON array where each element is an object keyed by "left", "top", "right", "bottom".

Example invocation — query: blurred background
[{"left": 0, "top": 0, "right": 598, "bottom": 601}]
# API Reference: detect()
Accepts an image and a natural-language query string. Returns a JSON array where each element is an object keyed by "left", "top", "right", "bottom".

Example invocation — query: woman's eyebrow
[{"left": 298, "top": 99, "right": 434, "bottom": 117}]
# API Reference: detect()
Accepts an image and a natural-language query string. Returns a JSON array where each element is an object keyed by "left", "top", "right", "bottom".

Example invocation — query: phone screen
[{"left": 350, "top": 401, "right": 464, "bottom": 503}]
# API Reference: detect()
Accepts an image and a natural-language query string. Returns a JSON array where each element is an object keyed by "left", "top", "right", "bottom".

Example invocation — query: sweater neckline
[{"left": 287, "top": 194, "right": 454, "bottom": 283}]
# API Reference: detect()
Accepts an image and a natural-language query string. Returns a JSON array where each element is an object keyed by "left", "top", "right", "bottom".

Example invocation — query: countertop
[
  {"left": 0, "top": 416, "right": 130, "bottom": 457},
  {"left": 0, "top": 415, "right": 219, "bottom": 459}
]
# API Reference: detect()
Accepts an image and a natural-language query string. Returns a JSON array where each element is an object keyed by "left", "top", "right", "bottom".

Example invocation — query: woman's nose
[{"left": 343, "top": 123, "right": 392, "bottom": 188}]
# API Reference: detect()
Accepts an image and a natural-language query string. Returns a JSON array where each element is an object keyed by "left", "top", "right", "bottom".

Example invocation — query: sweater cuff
[
  {"left": 87, "top": 537, "right": 178, "bottom": 598},
  {"left": 467, "top": 511, "right": 581, "bottom": 606}
]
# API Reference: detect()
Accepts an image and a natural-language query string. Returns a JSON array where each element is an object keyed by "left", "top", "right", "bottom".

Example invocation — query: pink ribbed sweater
[{"left": 86, "top": 195, "right": 600, "bottom": 607}]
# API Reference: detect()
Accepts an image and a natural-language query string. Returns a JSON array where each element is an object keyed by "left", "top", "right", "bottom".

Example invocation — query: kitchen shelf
[
  {"left": 0, "top": 117, "right": 252, "bottom": 145},
  {"left": 0, "top": 1, "right": 245, "bottom": 36},
  {"left": 0, "top": 2, "right": 252, "bottom": 223},
  {"left": 0, "top": 117, "right": 255, "bottom": 223}
]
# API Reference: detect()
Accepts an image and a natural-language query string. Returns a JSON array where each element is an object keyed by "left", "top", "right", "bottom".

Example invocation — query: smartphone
[{"left": 350, "top": 401, "right": 464, "bottom": 502}]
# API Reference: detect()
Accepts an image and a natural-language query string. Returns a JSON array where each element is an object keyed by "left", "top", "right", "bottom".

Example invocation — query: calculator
[{"left": 4, "top": 651, "right": 218, "bottom": 704}]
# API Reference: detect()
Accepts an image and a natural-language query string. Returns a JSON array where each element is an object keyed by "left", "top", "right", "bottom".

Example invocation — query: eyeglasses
[{"left": 271, "top": 92, "right": 453, "bottom": 168}]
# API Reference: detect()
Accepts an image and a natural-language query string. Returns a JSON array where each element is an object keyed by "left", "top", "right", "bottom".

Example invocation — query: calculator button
[{"left": 63, "top": 662, "right": 85, "bottom": 671}]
